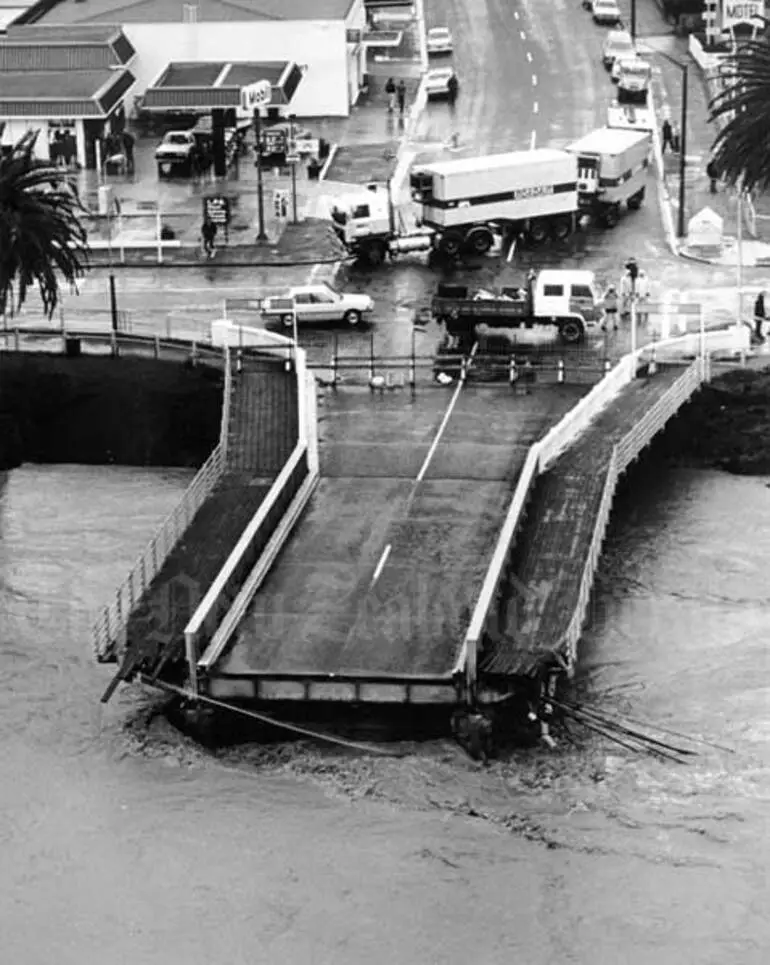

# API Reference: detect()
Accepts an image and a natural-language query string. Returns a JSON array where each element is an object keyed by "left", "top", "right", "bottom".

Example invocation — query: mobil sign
[{"left": 722, "top": 0, "right": 765, "bottom": 30}]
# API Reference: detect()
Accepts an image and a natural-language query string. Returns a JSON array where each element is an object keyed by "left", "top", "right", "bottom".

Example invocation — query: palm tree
[
  {"left": 0, "top": 130, "right": 89, "bottom": 319},
  {"left": 709, "top": 29, "right": 770, "bottom": 192}
]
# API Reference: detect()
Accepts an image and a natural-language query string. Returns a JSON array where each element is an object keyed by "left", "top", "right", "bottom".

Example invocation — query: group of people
[
  {"left": 385, "top": 78, "right": 408, "bottom": 115},
  {"left": 662, "top": 117, "right": 722, "bottom": 194},
  {"left": 600, "top": 258, "right": 651, "bottom": 331}
]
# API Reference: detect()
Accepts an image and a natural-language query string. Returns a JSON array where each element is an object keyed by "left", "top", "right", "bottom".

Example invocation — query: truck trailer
[{"left": 330, "top": 126, "right": 652, "bottom": 266}]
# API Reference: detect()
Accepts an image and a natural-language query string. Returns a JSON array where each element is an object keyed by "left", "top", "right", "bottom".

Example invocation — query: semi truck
[
  {"left": 329, "top": 127, "right": 651, "bottom": 265},
  {"left": 431, "top": 269, "right": 601, "bottom": 346}
]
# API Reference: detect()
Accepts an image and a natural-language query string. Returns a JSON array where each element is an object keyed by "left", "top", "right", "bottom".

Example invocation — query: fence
[{"left": 186, "top": 350, "right": 320, "bottom": 687}]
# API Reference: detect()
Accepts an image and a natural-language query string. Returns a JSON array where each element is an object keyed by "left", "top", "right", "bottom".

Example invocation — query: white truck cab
[{"left": 534, "top": 270, "right": 601, "bottom": 328}]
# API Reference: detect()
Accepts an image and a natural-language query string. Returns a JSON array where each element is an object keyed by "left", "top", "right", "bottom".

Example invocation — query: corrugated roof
[
  {"left": 0, "top": 65, "right": 134, "bottom": 115},
  {"left": 141, "top": 59, "right": 300, "bottom": 111},
  {"left": 23, "top": 0, "right": 356, "bottom": 26},
  {"left": 6, "top": 22, "right": 121, "bottom": 41}
]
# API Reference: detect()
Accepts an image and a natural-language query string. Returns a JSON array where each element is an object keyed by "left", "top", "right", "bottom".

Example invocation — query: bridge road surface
[{"left": 216, "top": 381, "right": 589, "bottom": 679}]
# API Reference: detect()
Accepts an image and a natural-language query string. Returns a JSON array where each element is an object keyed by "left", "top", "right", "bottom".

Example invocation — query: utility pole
[
  {"left": 253, "top": 106, "right": 267, "bottom": 241},
  {"left": 678, "top": 63, "right": 688, "bottom": 239},
  {"left": 630, "top": 0, "right": 636, "bottom": 42}
]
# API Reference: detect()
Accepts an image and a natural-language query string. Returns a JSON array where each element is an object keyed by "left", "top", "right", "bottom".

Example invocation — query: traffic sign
[
  {"left": 286, "top": 154, "right": 300, "bottom": 164},
  {"left": 241, "top": 79, "right": 272, "bottom": 112},
  {"left": 203, "top": 195, "right": 231, "bottom": 226}
]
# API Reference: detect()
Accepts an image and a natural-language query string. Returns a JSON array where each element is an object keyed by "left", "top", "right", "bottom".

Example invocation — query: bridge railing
[
  {"left": 455, "top": 328, "right": 740, "bottom": 696},
  {"left": 185, "top": 350, "right": 320, "bottom": 687}
]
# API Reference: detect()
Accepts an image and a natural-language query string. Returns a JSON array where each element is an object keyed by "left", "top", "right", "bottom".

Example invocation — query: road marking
[
  {"left": 370, "top": 543, "right": 392, "bottom": 588},
  {"left": 514, "top": 10, "right": 519, "bottom": 18},
  {"left": 533, "top": 101, "right": 539, "bottom": 114},
  {"left": 530, "top": 130, "right": 537, "bottom": 150},
  {"left": 415, "top": 342, "right": 478, "bottom": 484},
  {"left": 520, "top": 30, "right": 526, "bottom": 40},
  {"left": 532, "top": 75, "right": 538, "bottom": 86},
  {"left": 526, "top": 51, "right": 533, "bottom": 62}
]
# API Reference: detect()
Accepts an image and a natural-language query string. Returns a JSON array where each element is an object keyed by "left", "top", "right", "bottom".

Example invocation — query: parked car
[
  {"left": 261, "top": 284, "right": 375, "bottom": 327},
  {"left": 426, "top": 26, "right": 453, "bottom": 55},
  {"left": 425, "top": 67, "right": 458, "bottom": 100},
  {"left": 602, "top": 30, "right": 635, "bottom": 69},
  {"left": 155, "top": 129, "right": 212, "bottom": 178},
  {"left": 593, "top": 0, "right": 622, "bottom": 25}
]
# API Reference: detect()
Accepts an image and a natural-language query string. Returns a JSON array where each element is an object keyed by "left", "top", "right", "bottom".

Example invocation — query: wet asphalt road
[{"left": 17, "top": 0, "right": 770, "bottom": 365}]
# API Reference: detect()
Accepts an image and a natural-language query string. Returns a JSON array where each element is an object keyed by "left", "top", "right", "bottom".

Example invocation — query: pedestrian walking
[
  {"left": 385, "top": 77, "right": 396, "bottom": 113},
  {"left": 670, "top": 124, "right": 681, "bottom": 153},
  {"left": 447, "top": 72, "right": 459, "bottom": 106},
  {"left": 754, "top": 290, "right": 766, "bottom": 341},
  {"left": 620, "top": 256, "right": 638, "bottom": 317},
  {"left": 122, "top": 130, "right": 135, "bottom": 174},
  {"left": 706, "top": 157, "right": 719, "bottom": 194},
  {"left": 635, "top": 267, "right": 651, "bottom": 327},
  {"left": 397, "top": 79, "right": 407, "bottom": 116},
  {"left": 601, "top": 284, "right": 620, "bottom": 330},
  {"left": 661, "top": 118, "right": 674, "bottom": 153},
  {"left": 200, "top": 218, "right": 217, "bottom": 259}
]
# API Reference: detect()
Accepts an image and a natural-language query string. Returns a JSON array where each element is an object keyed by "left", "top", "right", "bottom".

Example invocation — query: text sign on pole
[
  {"left": 240, "top": 79, "right": 272, "bottom": 113},
  {"left": 722, "top": 0, "right": 765, "bottom": 30},
  {"left": 203, "top": 195, "right": 231, "bottom": 226}
]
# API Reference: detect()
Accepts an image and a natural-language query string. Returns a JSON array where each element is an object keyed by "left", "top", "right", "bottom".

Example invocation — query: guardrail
[
  {"left": 185, "top": 350, "right": 321, "bottom": 685},
  {"left": 454, "top": 328, "right": 733, "bottom": 697}
]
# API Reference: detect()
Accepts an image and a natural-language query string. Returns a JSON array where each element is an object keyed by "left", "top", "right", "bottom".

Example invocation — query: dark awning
[
  {"left": 0, "top": 68, "right": 135, "bottom": 118},
  {"left": 141, "top": 61, "right": 303, "bottom": 112}
]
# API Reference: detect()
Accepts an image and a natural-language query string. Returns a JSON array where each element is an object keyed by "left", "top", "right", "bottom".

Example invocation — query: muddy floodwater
[{"left": 1, "top": 463, "right": 768, "bottom": 965}]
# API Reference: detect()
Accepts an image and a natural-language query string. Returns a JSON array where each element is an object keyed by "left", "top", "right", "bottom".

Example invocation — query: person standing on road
[
  {"left": 754, "top": 290, "right": 766, "bottom": 341},
  {"left": 601, "top": 284, "right": 620, "bottom": 331},
  {"left": 661, "top": 118, "right": 674, "bottom": 153},
  {"left": 385, "top": 77, "right": 396, "bottom": 113},
  {"left": 397, "top": 79, "right": 407, "bottom": 116},
  {"left": 706, "top": 157, "right": 720, "bottom": 194},
  {"left": 634, "top": 267, "right": 651, "bottom": 328},
  {"left": 201, "top": 218, "right": 217, "bottom": 259},
  {"left": 447, "top": 72, "right": 459, "bottom": 106}
]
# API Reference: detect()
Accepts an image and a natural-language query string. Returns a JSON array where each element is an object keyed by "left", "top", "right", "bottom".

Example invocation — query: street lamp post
[
  {"left": 677, "top": 63, "right": 688, "bottom": 240},
  {"left": 630, "top": 0, "right": 636, "bottom": 42},
  {"left": 253, "top": 106, "right": 267, "bottom": 241},
  {"left": 288, "top": 113, "right": 298, "bottom": 225}
]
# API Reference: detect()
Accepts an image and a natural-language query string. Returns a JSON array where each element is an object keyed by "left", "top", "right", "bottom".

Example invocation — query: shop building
[
  {"left": 15, "top": 0, "right": 368, "bottom": 117},
  {"left": 0, "top": 24, "right": 136, "bottom": 165}
]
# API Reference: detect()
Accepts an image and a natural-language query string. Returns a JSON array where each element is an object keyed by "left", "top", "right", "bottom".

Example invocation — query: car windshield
[
  {"left": 430, "top": 28, "right": 449, "bottom": 38},
  {"left": 166, "top": 134, "right": 189, "bottom": 144},
  {"left": 624, "top": 63, "right": 648, "bottom": 76},
  {"left": 430, "top": 69, "right": 453, "bottom": 79},
  {"left": 319, "top": 284, "right": 340, "bottom": 299}
]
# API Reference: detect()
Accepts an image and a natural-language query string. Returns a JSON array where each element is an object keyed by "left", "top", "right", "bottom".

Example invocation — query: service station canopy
[{"left": 141, "top": 61, "right": 303, "bottom": 112}]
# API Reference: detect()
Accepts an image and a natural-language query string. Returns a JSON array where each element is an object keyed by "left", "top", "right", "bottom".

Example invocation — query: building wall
[{"left": 124, "top": 20, "right": 351, "bottom": 117}]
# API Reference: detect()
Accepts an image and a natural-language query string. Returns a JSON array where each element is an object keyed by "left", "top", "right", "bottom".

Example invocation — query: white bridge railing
[{"left": 454, "top": 327, "right": 742, "bottom": 696}]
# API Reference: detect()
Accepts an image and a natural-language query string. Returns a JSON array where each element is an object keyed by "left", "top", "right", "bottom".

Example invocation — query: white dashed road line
[
  {"left": 527, "top": 51, "right": 532, "bottom": 62},
  {"left": 520, "top": 30, "right": 526, "bottom": 40},
  {"left": 530, "top": 130, "right": 537, "bottom": 150},
  {"left": 533, "top": 101, "right": 539, "bottom": 114},
  {"left": 532, "top": 75, "right": 537, "bottom": 86}
]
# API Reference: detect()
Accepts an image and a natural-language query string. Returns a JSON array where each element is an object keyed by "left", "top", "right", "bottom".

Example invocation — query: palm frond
[
  {"left": 0, "top": 132, "right": 89, "bottom": 318},
  {"left": 708, "top": 22, "right": 770, "bottom": 192}
]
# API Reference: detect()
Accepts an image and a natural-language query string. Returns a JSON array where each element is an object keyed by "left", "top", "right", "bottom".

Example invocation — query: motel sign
[{"left": 722, "top": 0, "right": 765, "bottom": 30}]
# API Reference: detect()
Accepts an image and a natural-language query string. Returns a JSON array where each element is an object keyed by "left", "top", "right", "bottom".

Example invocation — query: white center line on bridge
[
  {"left": 526, "top": 51, "right": 533, "bottom": 62},
  {"left": 514, "top": 10, "right": 519, "bottom": 18},
  {"left": 530, "top": 130, "right": 537, "bottom": 150},
  {"left": 532, "top": 74, "right": 538, "bottom": 86},
  {"left": 520, "top": 30, "right": 526, "bottom": 40},
  {"left": 370, "top": 543, "right": 392, "bottom": 588},
  {"left": 533, "top": 101, "right": 539, "bottom": 114}
]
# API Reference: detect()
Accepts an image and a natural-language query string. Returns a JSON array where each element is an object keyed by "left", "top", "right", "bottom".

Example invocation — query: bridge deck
[
  {"left": 111, "top": 363, "right": 297, "bottom": 685},
  {"left": 213, "top": 383, "right": 589, "bottom": 681},
  {"left": 480, "top": 366, "right": 685, "bottom": 678}
]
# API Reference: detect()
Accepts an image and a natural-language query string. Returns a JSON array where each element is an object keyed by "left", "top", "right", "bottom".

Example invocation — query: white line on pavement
[
  {"left": 532, "top": 75, "right": 537, "bottom": 86},
  {"left": 533, "top": 101, "right": 539, "bottom": 114},
  {"left": 520, "top": 30, "right": 526, "bottom": 40},
  {"left": 514, "top": 10, "right": 519, "bottom": 18},
  {"left": 526, "top": 51, "right": 533, "bottom": 62},
  {"left": 530, "top": 130, "right": 537, "bottom": 150},
  {"left": 370, "top": 543, "right": 392, "bottom": 588}
]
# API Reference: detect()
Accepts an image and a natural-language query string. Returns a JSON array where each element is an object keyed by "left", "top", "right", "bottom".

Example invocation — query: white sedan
[
  {"left": 426, "top": 26, "right": 453, "bottom": 55},
  {"left": 593, "top": 0, "right": 622, "bottom": 25},
  {"left": 425, "top": 67, "right": 458, "bottom": 100},
  {"left": 262, "top": 284, "right": 374, "bottom": 327}
]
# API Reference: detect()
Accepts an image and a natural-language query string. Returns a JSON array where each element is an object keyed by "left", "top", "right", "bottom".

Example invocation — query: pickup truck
[
  {"left": 155, "top": 129, "right": 212, "bottom": 178},
  {"left": 261, "top": 284, "right": 375, "bottom": 327},
  {"left": 431, "top": 269, "right": 600, "bottom": 345}
]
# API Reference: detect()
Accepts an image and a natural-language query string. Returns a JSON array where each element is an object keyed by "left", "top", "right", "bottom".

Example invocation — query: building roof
[
  {"left": 17, "top": 0, "right": 357, "bottom": 27},
  {"left": 0, "top": 65, "right": 134, "bottom": 115},
  {"left": 141, "top": 59, "right": 301, "bottom": 110},
  {"left": 0, "top": 24, "right": 135, "bottom": 67}
]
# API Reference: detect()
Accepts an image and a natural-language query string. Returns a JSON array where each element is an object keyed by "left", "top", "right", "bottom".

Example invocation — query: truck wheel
[
  {"left": 627, "top": 189, "right": 645, "bottom": 211},
  {"left": 362, "top": 240, "right": 387, "bottom": 266},
  {"left": 526, "top": 220, "right": 549, "bottom": 245},
  {"left": 344, "top": 309, "right": 362, "bottom": 326},
  {"left": 601, "top": 206, "right": 620, "bottom": 229},
  {"left": 439, "top": 232, "right": 464, "bottom": 257},
  {"left": 559, "top": 318, "right": 585, "bottom": 345},
  {"left": 465, "top": 227, "right": 494, "bottom": 255},
  {"left": 550, "top": 217, "right": 572, "bottom": 241}
]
